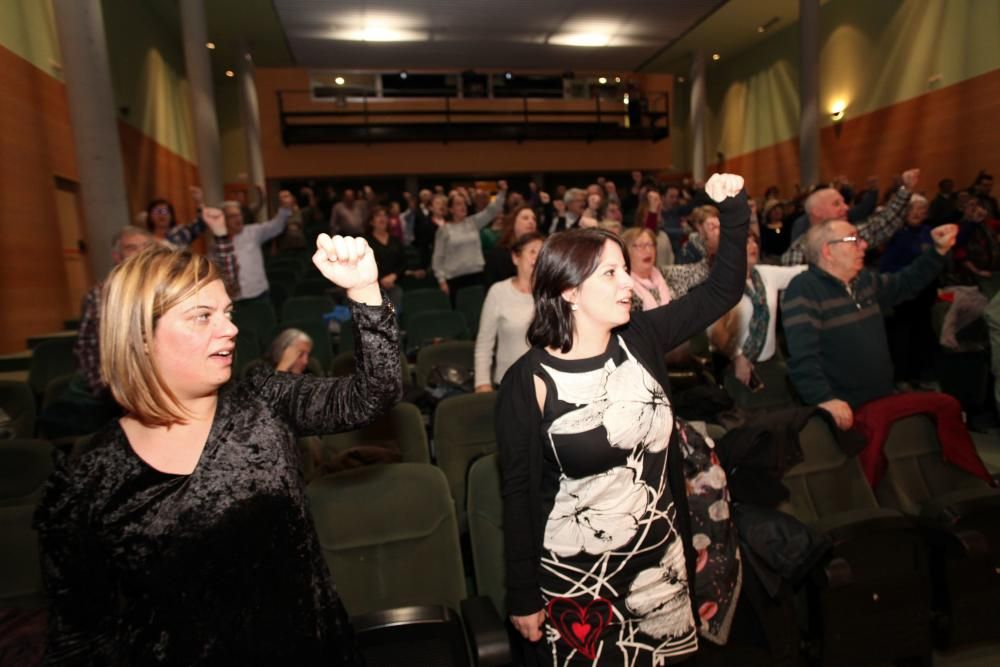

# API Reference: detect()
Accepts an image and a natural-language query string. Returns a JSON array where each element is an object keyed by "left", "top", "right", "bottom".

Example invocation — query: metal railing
[{"left": 276, "top": 90, "right": 669, "bottom": 145}]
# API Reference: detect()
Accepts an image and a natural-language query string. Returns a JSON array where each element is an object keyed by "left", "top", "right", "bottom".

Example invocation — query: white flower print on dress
[
  {"left": 625, "top": 539, "right": 695, "bottom": 640},
  {"left": 602, "top": 356, "right": 673, "bottom": 453},
  {"left": 544, "top": 466, "right": 651, "bottom": 557}
]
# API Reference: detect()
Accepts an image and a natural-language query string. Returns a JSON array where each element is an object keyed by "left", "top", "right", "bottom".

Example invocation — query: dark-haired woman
[
  {"left": 484, "top": 205, "right": 538, "bottom": 287},
  {"left": 497, "top": 175, "right": 749, "bottom": 665},
  {"left": 146, "top": 194, "right": 209, "bottom": 248}
]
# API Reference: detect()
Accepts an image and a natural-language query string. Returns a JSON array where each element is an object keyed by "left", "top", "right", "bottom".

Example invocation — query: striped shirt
[{"left": 780, "top": 250, "right": 945, "bottom": 408}]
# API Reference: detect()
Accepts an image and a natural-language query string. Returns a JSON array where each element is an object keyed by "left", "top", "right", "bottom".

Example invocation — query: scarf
[
  {"left": 632, "top": 269, "right": 672, "bottom": 311},
  {"left": 742, "top": 267, "right": 769, "bottom": 361}
]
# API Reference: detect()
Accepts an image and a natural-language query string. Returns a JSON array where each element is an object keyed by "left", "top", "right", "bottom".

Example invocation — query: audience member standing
[
  {"left": 225, "top": 201, "right": 291, "bottom": 302},
  {"left": 330, "top": 188, "right": 367, "bottom": 237}
]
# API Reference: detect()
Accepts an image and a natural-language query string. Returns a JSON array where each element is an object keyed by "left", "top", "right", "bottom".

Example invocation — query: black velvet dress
[{"left": 34, "top": 299, "right": 401, "bottom": 665}]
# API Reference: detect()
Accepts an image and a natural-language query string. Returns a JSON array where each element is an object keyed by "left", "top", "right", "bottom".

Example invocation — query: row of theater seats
[{"left": 2, "top": 390, "right": 999, "bottom": 664}]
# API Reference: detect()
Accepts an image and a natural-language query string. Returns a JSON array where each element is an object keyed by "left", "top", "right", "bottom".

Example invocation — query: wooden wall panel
[
  {"left": 0, "top": 44, "right": 202, "bottom": 354},
  {"left": 715, "top": 68, "right": 1000, "bottom": 199},
  {"left": 0, "top": 43, "right": 78, "bottom": 354}
]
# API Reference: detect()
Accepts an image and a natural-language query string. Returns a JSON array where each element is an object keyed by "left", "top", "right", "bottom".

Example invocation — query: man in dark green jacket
[{"left": 781, "top": 218, "right": 958, "bottom": 429}]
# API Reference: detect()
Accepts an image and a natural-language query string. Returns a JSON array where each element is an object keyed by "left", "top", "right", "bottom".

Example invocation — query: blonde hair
[
  {"left": 100, "top": 245, "right": 223, "bottom": 427},
  {"left": 689, "top": 205, "right": 720, "bottom": 231}
]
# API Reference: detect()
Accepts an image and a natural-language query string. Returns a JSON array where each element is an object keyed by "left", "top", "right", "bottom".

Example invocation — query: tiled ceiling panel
[{"left": 274, "top": 0, "right": 725, "bottom": 71}]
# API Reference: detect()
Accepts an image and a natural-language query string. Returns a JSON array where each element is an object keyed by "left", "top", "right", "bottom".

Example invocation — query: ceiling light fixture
[
  {"left": 677, "top": 75, "right": 686, "bottom": 83},
  {"left": 338, "top": 25, "right": 426, "bottom": 42},
  {"left": 757, "top": 26, "right": 766, "bottom": 33},
  {"left": 598, "top": 76, "right": 607, "bottom": 84},
  {"left": 335, "top": 76, "right": 345, "bottom": 85},
  {"left": 504, "top": 72, "right": 513, "bottom": 80},
  {"left": 712, "top": 53, "right": 721, "bottom": 61},
  {"left": 225, "top": 69, "right": 235, "bottom": 78},
  {"left": 614, "top": 76, "right": 621, "bottom": 83},
  {"left": 206, "top": 42, "right": 216, "bottom": 50},
  {"left": 399, "top": 71, "right": 408, "bottom": 80},
  {"left": 548, "top": 33, "right": 610, "bottom": 47}
]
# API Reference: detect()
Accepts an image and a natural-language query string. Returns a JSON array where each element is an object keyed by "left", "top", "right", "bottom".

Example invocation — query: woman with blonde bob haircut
[{"left": 36, "top": 235, "right": 401, "bottom": 665}]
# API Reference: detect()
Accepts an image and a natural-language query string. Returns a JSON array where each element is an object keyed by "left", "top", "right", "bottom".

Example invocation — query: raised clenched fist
[{"left": 705, "top": 173, "right": 745, "bottom": 203}]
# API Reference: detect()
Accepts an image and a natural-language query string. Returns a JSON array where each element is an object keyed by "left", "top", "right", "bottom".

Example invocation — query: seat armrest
[{"left": 461, "top": 596, "right": 513, "bottom": 667}]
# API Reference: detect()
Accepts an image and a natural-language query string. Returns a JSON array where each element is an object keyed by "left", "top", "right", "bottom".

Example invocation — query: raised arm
[
  {"left": 855, "top": 169, "right": 918, "bottom": 248},
  {"left": 640, "top": 174, "right": 749, "bottom": 353},
  {"left": 249, "top": 236, "right": 401, "bottom": 435},
  {"left": 875, "top": 224, "right": 954, "bottom": 310},
  {"left": 202, "top": 207, "right": 240, "bottom": 298},
  {"left": 466, "top": 181, "right": 508, "bottom": 230},
  {"left": 248, "top": 207, "right": 291, "bottom": 245}
]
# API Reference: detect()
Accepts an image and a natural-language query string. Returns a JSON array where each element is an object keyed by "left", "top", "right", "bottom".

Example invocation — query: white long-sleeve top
[
  {"left": 474, "top": 278, "right": 534, "bottom": 386},
  {"left": 711, "top": 264, "right": 807, "bottom": 362},
  {"left": 432, "top": 192, "right": 505, "bottom": 283}
]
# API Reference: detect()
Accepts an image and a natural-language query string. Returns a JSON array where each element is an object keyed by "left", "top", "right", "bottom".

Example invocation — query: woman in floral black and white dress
[{"left": 496, "top": 175, "right": 749, "bottom": 666}]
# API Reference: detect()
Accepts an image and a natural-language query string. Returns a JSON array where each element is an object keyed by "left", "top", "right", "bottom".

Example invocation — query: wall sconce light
[{"left": 830, "top": 100, "right": 846, "bottom": 122}]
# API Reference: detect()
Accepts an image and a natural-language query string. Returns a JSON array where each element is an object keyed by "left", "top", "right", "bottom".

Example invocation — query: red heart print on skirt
[{"left": 546, "top": 596, "right": 613, "bottom": 660}]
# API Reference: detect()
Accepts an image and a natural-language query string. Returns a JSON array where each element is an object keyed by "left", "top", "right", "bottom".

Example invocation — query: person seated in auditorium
[
  {"left": 710, "top": 230, "right": 806, "bottom": 389},
  {"left": 788, "top": 176, "right": 878, "bottom": 243},
  {"left": 662, "top": 208, "right": 720, "bottom": 299},
  {"left": 223, "top": 198, "right": 292, "bottom": 303},
  {"left": 545, "top": 187, "right": 585, "bottom": 234},
  {"left": 146, "top": 187, "right": 214, "bottom": 247},
  {"left": 760, "top": 198, "right": 791, "bottom": 257},
  {"left": 967, "top": 170, "right": 998, "bottom": 220},
  {"left": 329, "top": 187, "right": 367, "bottom": 237},
  {"left": 781, "top": 218, "right": 957, "bottom": 429},
  {"left": 781, "top": 169, "right": 920, "bottom": 266},
  {"left": 37, "top": 234, "right": 400, "bottom": 664},
  {"left": 474, "top": 233, "right": 544, "bottom": 393},
  {"left": 366, "top": 205, "right": 406, "bottom": 311},
  {"left": 928, "top": 178, "right": 959, "bottom": 226},
  {"left": 76, "top": 210, "right": 234, "bottom": 399},
  {"left": 879, "top": 195, "right": 939, "bottom": 386},
  {"left": 276, "top": 189, "right": 307, "bottom": 251},
  {"left": 267, "top": 328, "right": 315, "bottom": 375},
  {"left": 952, "top": 197, "right": 999, "bottom": 285},
  {"left": 624, "top": 227, "right": 672, "bottom": 311},
  {"left": 484, "top": 205, "right": 538, "bottom": 287},
  {"left": 583, "top": 189, "right": 604, "bottom": 221},
  {"left": 432, "top": 180, "right": 507, "bottom": 304},
  {"left": 679, "top": 204, "right": 719, "bottom": 264}
]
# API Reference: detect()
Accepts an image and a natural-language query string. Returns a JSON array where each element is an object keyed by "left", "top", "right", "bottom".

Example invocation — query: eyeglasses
[
  {"left": 152, "top": 206, "right": 170, "bottom": 215},
  {"left": 630, "top": 242, "right": 655, "bottom": 250},
  {"left": 827, "top": 235, "right": 861, "bottom": 245}
]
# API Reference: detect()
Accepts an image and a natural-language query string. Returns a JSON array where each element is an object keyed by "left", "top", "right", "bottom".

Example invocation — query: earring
[{"left": 570, "top": 303, "right": 579, "bottom": 311}]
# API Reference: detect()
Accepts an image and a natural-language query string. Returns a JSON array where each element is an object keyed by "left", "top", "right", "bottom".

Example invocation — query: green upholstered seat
[
  {"left": 434, "top": 392, "right": 497, "bottom": 532},
  {"left": 307, "top": 463, "right": 466, "bottom": 616}
]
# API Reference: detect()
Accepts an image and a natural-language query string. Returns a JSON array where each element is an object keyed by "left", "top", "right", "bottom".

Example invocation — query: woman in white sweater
[
  {"left": 433, "top": 180, "right": 507, "bottom": 305},
  {"left": 474, "top": 232, "right": 544, "bottom": 391},
  {"left": 710, "top": 230, "right": 806, "bottom": 385}
]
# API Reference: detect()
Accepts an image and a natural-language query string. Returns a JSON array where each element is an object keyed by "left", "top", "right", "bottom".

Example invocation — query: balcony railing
[{"left": 276, "top": 90, "right": 669, "bottom": 145}]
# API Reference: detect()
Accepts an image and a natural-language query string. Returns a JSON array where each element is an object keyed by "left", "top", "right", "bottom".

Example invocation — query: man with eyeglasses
[{"left": 781, "top": 218, "right": 958, "bottom": 430}]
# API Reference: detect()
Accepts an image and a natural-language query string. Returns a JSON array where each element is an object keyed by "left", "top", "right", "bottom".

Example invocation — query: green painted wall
[
  {"left": 101, "top": 0, "right": 196, "bottom": 162},
  {"left": 701, "top": 0, "right": 1000, "bottom": 164},
  {"left": 0, "top": 0, "right": 61, "bottom": 78},
  {"left": 216, "top": 78, "right": 249, "bottom": 184}
]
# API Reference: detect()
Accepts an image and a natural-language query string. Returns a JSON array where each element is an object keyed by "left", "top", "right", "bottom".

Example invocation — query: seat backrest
[
  {"left": 415, "top": 341, "right": 475, "bottom": 389},
  {"left": 28, "top": 338, "right": 77, "bottom": 396},
  {"left": 466, "top": 453, "right": 505, "bottom": 614},
  {"left": 232, "top": 299, "right": 277, "bottom": 346},
  {"left": 402, "top": 289, "right": 452, "bottom": 327},
  {"left": 0, "top": 380, "right": 36, "bottom": 438},
  {"left": 233, "top": 330, "right": 261, "bottom": 378},
  {"left": 407, "top": 312, "right": 470, "bottom": 353},
  {"left": 281, "top": 295, "right": 335, "bottom": 324},
  {"left": 434, "top": 392, "right": 498, "bottom": 529},
  {"left": 307, "top": 463, "right": 466, "bottom": 615},
  {"left": 875, "top": 415, "right": 992, "bottom": 515},
  {"left": 0, "top": 504, "right": 44, "bottom": 607},
  {"left": 294, "top": 278, "right": 332, "bottom": 297},
  {"left": 321, "top": 402, "right": 430, "bottom": 464},
  {"left": 0, "top": 439, "right": 54, "bottom": 507},
  {"left": 778, "top": 416, "right": 880, "bottom": 524}
]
